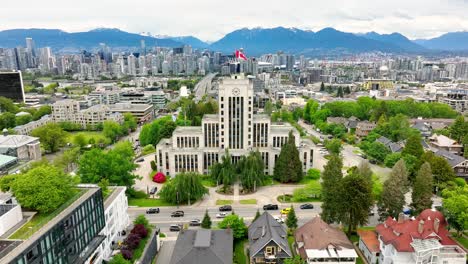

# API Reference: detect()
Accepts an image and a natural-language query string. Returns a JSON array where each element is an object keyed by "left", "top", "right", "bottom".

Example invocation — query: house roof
[
  {"left": 376, "top": 136, "right": 391, "bottom": 145},
  {"left": 0, "top": 135, "right": 39, "bottom": 148},
  {"left": 375, "top": 209, "right": 457, "bottom": 253},
  {"left": 295, "top": 217, "right": 354, "bottom": 259},
  {"left": 434, "top": 150, "right": 466, "bottom": 167},
  {"left": 357, "top": 230, "right": 380, "bottom": 253},
  {"left": 429, "top": 134, "right": 461, "bottom": 147},
  {"left": 170, "top": 229, "right": 233, "bottom": 264},
  {"left": 248, "top": 212, "right": 292, "bottom": 257}
]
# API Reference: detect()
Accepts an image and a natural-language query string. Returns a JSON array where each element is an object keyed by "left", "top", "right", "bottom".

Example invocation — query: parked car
[
  {"left": 136, "top": 158, "right": 144, "bottom": 163},
  {"left": 280, "top": 208, "right": 292, "bottom": 215},
  {"left": 169, "top": 224, "right": 182, "bottom": 232},
  {"left": 300, "top": 203, "right": 314, "bottom": 210},
  {"left": 263, "top": 204, "right": 279, "bottom": 210},
  {"left": 149, "top": 187, "right": 157, "bottom": 195},
  {"left": 369, "top": 159, "right": 377, "bottom": 164},
  {"left": 273, "top": 216, "right": 284, "bottom": 224},
  {"left": 171, "top": 211, "right": 185, "bottom": 217},
  {"left": 219, "top": 205, "right": 232, "bottom": 211},
  {"left": 216, "top": 213, "right": 227, "bottom": 218},
  {"left": 146, "top": 208, "right": 160, "bottom": 214},
  {"left": 189, "top": 219, "right": 201, "bottom": 226}
]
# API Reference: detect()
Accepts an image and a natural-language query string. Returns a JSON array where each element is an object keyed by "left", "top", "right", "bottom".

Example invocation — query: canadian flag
[{"left": 235, "top": 50, "right": 247, "bottom": 61}]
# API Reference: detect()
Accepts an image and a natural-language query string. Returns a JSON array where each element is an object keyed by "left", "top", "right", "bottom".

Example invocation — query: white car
[
  {"left": 273, "top": 216, "right": 284, "bottom": 223},
  {"left": 216, "top": 213, "right": 227, "bottom": 218}
]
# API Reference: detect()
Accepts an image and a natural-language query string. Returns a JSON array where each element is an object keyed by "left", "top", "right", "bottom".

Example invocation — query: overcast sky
[{"left": 2, "top": 0, "right": 468, "bottom": 41}]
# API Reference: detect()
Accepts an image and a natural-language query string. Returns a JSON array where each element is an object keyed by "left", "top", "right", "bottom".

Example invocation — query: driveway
[
  {"left": 133, "top": 154, "right": 162, "bottom": 193},
  {"left": 155, "top": 240, "right": 176, "bottom": 264}
]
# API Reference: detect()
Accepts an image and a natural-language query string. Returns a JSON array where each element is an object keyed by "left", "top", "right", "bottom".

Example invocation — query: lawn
[
  {"left": 201, "top": 177, "right": 217, "bottom": 187},
  {"left": 356, "top": 257, "right": 365, "bottom": 264},
  {"left": 128, "top": 198, "right": 175, "bottom": 207},
  {"left": 239, "top": 199, "right": 257, "bottom": 205},
  {"left": 66, "top": 131, "right": 110, "bottom": 146},
  {"left": 234, "top": 239, "right": 248, "bottom": 264},
  {"left": 263, "top": 177, "right": 281, "bottom": 186},
  {"left": 9, "top": 190, "right": 85, "bottom": 239},
  {"left": 453, "top": 235, "right": 468, "bottom": 249},
  {"left": 216, "top": 199, "right": 233, "bottom": 205},
  {"left": 276, "top": 194, "right": 321, "bottom": 203},
  {"left": 287, "top": 236, "right": 295, "bottom": 255}
]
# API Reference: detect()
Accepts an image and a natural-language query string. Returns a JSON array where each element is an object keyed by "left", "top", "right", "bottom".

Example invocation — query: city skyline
[{"left": 2, "top": 0, "right": 468, "bottom": 41}]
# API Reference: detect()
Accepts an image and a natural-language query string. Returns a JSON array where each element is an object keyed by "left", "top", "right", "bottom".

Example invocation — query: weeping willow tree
[
  {"left": 210, "top": 150, "right": 236, "bottom": 192},
  {"left": 159, "top": 172, "right": 208, "bottom": 204},
  {"left": 237, "top": 151, "right": 265, "bottom": 192}
]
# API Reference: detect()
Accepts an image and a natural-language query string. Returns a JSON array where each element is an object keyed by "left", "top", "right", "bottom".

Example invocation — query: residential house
[
  {"left": 434, "top": 150, "right": 468, "bottom": 180},
  {"left": 375, "top": 209, "right": 466, "bottom": 264},
  {"left": 0, "top": 193, "right": 22, "bottom": 237},
  {"left": 355, "top": 121, "right": 376, "bottom": 137},
  {"left": 248, "top": 212, "right": 292, "bottom": 264},
  {"left": 357, "top": 230, "right": 380, "bottom": 264},
  {"left": 170, "top": 229, "right": 233, "bottom": 264},
  {"left": 294, "top": 217, "right": 357, "bottom": 264},
  {"left": 376, "top": 136, "right": 404, "bottom": 153},
  {"left": 428, "top": 134, "right": 463, "bottom": 155},
  {"left": 411, "top": 122, "right": 432, "bottom": 138}
]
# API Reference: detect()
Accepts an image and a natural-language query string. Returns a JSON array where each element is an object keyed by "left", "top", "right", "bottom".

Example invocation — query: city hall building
[{"left": 156, "top": 75, "right": 315, "bottom": 176}]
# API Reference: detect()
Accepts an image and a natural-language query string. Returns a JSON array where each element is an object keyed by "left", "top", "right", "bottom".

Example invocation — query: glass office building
[{"left": 0, "top": 187, "right": 106, "bottom": 264}]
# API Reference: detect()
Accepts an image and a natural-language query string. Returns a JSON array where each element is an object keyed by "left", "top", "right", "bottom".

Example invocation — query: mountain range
[{"left": 0, "top": 27, "right": 467, "bottom": 55}]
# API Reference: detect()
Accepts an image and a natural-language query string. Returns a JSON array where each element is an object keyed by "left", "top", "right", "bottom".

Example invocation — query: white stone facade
[{"left": 156, "top": 75, "right": 315, "bottom": 176}]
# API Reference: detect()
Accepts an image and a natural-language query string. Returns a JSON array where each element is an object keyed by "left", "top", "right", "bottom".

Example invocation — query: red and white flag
[{"left": 235, "top": 50, "right": 247, "bottom": 61}]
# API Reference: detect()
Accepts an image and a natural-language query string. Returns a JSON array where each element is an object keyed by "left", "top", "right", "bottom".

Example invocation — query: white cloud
[{"left": 2, "top": 0, "right": 468, "bottom": 41}]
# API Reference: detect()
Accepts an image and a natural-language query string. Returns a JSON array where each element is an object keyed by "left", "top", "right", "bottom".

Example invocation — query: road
[
  {"left": 193, "top": 73, "right": 217, "bottom": 102},
  {"left": 129, "top": 205, "right": 321, "bottom": 238}
]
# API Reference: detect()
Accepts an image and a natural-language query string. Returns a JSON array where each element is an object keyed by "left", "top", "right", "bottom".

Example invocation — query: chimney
[
  {"left": 434, "top": 218, "right": 440, "bottom": 233},
  {"left": 418, "top": 220, "right": 425, "bottom": 234},
  {"left": 398, "top": 213, "right": 405, "bottom": 223}
]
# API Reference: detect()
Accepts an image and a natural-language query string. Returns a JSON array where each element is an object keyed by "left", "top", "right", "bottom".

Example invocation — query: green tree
[
  {"left": 134, "top": 215, "right": 150, "bottom": 229},
  {"left": 238, "top": 151, "right": 265, "bottom": 192},
  {"left": 366, "top": 141, "right": 390, "bottom": 163},
  {"left": 402, "top": 134, "right": 424, "bottom": 158},
  {"left": 0, "top": 112, "right": 17, "bottom": 129},
  {"left": 421, "top": 151, "right": 456, "bottom": 190},
  {"left": 7, "top": 164, "right": 75, "bottom": 213},
  {"left": 441, "top": 183, "right": 468, "bottom": 236},
  {"left": 320, "top": 82, "right": 325, "bottom": 92},
  {"left": 411, "top": 162, "right": 433, "bottom": 215},
  {"left": 32, "top": 105, "right": 52, "bottom": 121},
  {"left": 53, "top": 147, "right": 80, "bottom": 173},
  {"left": 31, "top": 123, "right": 67, "bottom": 153},
  {"left": 286, "top": 206, "right": 298, "bottom": 230},
  {"left": 264, "top": 100, "right": 274, "bottom": 116},
  {"left": 78, "top": 147, "right": 137, "bottom": 187},
  {"left": 15, "top": 114, "right": 32, "bottom": 126},
  {"left": 122, "top": 113, "right": 138, "bottom": 132},
  {"left": 273, "top": 131, "right": 303, "bottom": 183},
  {"left": 336, "top": 86, "right": 344, "bottom": 98},
  {"left": 108, "top": 254, "right": 131, "bottom": 264},
  {"left": 0, "top": 96, "right": 19, "bottom": 113},
  {"left": 218, "top": 214, "right": 247, "bottom": 241},
  {"left": 210, "top": 150, "right": 235, "bottom": 192},
  {"left": 321, "top": 155, "right": 343, "bottom": 223},
  {"left": 339, "top": 173, "right": 374, "bottom": 236},
  {"left": 448, "top": 115, "right": 467, "bottom": 142},
  {"left": 324, "top": 138, "right": 342, "bottom": 155},
  {"left": 201, "top": 210, "right": 212, "bottom": 229},
  {"left": 139, "top": 116, "right": 176, "bottom": 146},
  {"left": 103, "top": 120, "right": 122, "bottom": 143},
  {"left": 384, "top": 152, "right": 402, "bottom": 168},
  {"left": 73, "top": 133, "right": 87, "bottom": 149},
  {"left": 378, "top": 160, "right": 408, "bottom": 221},
  {"left": 159, "top": 172, "right": 208, "bottom": 204}
]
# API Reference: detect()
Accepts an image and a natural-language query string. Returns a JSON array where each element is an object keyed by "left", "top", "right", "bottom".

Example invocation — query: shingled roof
[{"left": 248, "top": 212, "right": 292, "bottom": 257}]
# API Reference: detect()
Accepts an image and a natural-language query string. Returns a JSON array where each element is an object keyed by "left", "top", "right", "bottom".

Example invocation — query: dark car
[
  {"left": 263, "top": 204, "right": 279, "bottom": 210},
  {"left": 136, "top": 158, "right": 145, "bottom": 163},
  {"left": 219, "top": 205, "right": 232, "bottom": 212},
  {"left": 169, "top": 224, "right": 182, "bottom": 232},
  {"left": 369, "top": 159, "right": 377, "bottom": 164},
  {"left": 149, "top": 187, "right": 157, "bottom": 195},
  {"left": 171, "top": 211, "right": 185, "bottom": 217},
  {"left": 189, "top": 219, "right": 201, "bottom": 226},
  {"left": 300, "top": 203, "right": 314, "bottom": 209},
  {"left": 146, "top": 208, "right": 160, "bottom": 214}
]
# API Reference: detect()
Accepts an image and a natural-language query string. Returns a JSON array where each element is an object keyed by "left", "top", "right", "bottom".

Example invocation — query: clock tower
[{"left": 218, "top": 75, "right": 253, "bottom": 151}]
